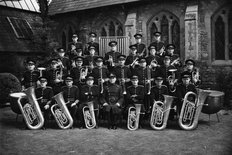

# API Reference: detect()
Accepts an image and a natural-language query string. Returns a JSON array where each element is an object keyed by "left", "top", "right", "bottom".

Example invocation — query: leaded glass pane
[{"left": 215, "top": 16, "right": 225, "bottom": 60}]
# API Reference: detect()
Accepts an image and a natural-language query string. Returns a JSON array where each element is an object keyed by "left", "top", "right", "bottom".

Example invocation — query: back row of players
[{"left": 21, "top": 32, "right": 200, "bottom": 129}]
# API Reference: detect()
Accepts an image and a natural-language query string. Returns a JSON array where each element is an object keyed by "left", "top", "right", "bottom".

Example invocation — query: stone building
[{"left": 49, "top": 0, "right": 232, "bottom": 104}]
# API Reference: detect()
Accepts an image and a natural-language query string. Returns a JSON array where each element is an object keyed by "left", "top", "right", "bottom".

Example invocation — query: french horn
[
  {"left": 51, "top": 92, "right": 73, "bottom": 129},
  {"left": 150, "top": 95, "right": 175, "bottom": 130},
  {"left": 178, "top": 89, "right": 209, "bottom": 130},
  {"left": 83, "top": 101, "right": 97, "bottom": 129},
  {"left": 127, "top": 104, "right": 141, "bottom": 131}
]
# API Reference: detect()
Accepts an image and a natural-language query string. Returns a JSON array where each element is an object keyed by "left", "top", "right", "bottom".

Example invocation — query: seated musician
[
  {"left": 83, "top": 45, "right": 98, "bottom": 72},
  {"left": 101, "top": 73, "right": 124, "bottom": 130},
  {"left": 61, "top": 76, "right": 80, "bottom": 126},
  {"left": 150, "top": 76, "right": 168, "bottom": 103},
  {"left": 126, "top": 75, "right": 145, "bottom": 128},
  {"left": 176, "top": 71, "right": 197, "bottom": 115},
  {"left": 79, "top": 75, "right": 100, "bottom": 129},
  {"left": 35, "top": 77, "right": 54, "bottom": 128},
  {"left": 21, "top": 58, "right": 40, "bottom": 89},
  {"left": 132, "top": 33, "right": 147, "bottom": 58},
  {"left": 125, "top": 45, "right": 139, "bottom": 68},
  {"left": 165, "top": 44, "right": 182, "bottom": 68}
]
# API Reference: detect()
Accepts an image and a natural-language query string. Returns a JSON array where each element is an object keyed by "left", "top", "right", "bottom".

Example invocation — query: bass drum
[{"left": 202, "top": 90, "right": 224, "bottom": 114}]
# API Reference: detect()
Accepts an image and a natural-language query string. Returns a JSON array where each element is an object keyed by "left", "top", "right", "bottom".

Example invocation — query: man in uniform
[
  {"left": 79, "top": 75, "right": 100, "bottom": 129},
  {"left": 150, "top": 76, "right": 168, "bottom": 103},
  {"left": 56, "top": 48, "right": 70, "bottom": 74},
  {"left": 101, "top": 73, "right": 124, "bottom": 130},
  {"left": 84, "top": 32, "right": 99, "bottom": 55},
  {"left": 150, "top": 32, "right": 165, "bottom": 58},
  {"left": 104, "top": 41, "right": 121, "bottom": 71},
  {"left": 146, "top": 45, "right": 162, "bottom": 66},
  {"left": 21, "top": 58, "right": 40, "bottom": 89},
  {"left": 132, "top": 33, "right": 147, "bottom": 57},
  {"left": 165, "top": 44, "right": 181, "bottom": 68},
  {"left": 125, "top": 45, "right": 139, "bottom": 68},
  {"left": 68, "top": 34, "right": 83, "bottom": 52},
  {"left": 35, "top": 77, "right": 54, "bottom": 128},
  {"left": 61, "top": 76, "right": 80, "bottom": 126},
  {"left": 83, "top": 45, "right": 98, "bottom": 72}
]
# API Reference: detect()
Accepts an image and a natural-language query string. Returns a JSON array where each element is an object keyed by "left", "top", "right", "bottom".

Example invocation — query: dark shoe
[
  {"left": 112, "top": 125, "right": 117, "bottom": 130},
  {"left": 42, "top": 127, "right": 46, "bottom": 130},
  {"left": 108, "top": 125, "right": 112, "bottom": 130}
]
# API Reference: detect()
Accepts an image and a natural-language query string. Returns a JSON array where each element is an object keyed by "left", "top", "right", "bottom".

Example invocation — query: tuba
[
  {"left": 127, "top": 104, "right": 142, "bottom": 131},
  {"left": 150, "top": 95, "right": 175, "bottom": 130},
  {"left": 83, "top": 101, "right": 97, "bottom": 129},
  {"left": 50, "top": 92, "right": 73, "bottom": 129},
  {"left": 178, "top": 89, "right": 209, "bottom": 130},
  {"left": 17, "top": 87, "right": 45, "bottom": 129}
]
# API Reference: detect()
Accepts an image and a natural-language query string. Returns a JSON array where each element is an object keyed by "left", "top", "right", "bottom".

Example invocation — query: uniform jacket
[
  {"left": 61, "top": 85, "right": 80, "bottom": 104},
  {"left": 35, "top": 86, "right": 54, "bottom": 105},
  {"left": 126, "top": 85, "right": 145, "bottom": 104},
  {"left": 150, "top": 85, "right": 168, "bottom": 102}
]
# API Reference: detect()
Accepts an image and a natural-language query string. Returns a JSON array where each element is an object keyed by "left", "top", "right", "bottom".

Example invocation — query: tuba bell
[
  {"left": 150, "top": 95, "right": 175, "bottom": 130},
  {"left": 127, "top": 104, "right": 142, "bottom": 131},
  {"left": 178, "top": 89, "right": 209, "bottom": 130},
  {"left": 16, "top": 87, "right": 45, "bottom": 129},
  {"left": 51, "top": 92, "right": 73, "bottom": 129},
  {"left": 83, "top": 101, "right": 97, "bottom": 129}
]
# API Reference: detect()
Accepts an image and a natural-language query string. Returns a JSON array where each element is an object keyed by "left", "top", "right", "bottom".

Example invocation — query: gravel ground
[{"left": 0, "top": 107, "right": 232, "bottom": 155}]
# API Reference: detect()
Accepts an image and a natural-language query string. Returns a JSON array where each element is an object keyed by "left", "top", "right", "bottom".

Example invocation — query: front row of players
[{"left": 33, "top": 69, "right": 196, "bottom": 130}]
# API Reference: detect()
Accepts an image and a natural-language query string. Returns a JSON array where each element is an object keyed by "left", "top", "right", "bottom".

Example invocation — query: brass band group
[{"left": 12, "top": 31, "right": 210, "bottom": 131}]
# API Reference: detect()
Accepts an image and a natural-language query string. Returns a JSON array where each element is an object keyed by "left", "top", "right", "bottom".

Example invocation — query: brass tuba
[
  {"left": 50, "top": 92, "right": 73, "bottom": 129},
  {"left": 83, "top": 101, "right": 97, "bottom": 129},
  {"left": 178, "top": 89, "right": 209, "bottom": 130},
  {"left": 150, "top": 95, "right": 175, "bottom": 130},
  {"left": 17, "top": 87, "right": 45, "bottom": 129},
  {"left": 127, "top": 104, "right": 142, "bottom": 131}
]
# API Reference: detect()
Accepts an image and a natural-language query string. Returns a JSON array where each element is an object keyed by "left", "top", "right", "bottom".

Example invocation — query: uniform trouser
[
  {"left": 39, "top": 103, "right": 51, "bottom": 127},
  {"left": 67, "top": 104, "right": 78, "bottom": 122},
  {"left": 104, "top": 105, "right": 121, "bottom": 127}
]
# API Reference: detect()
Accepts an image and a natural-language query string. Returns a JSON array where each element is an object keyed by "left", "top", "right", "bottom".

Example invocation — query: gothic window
[
  {"left": 68, "top": 27, "right": 73, "bottom": 43},
  {"left": 100, "top": 18, "right": 123, "bottom": 36},
  {"left": 161, "top": 15, "right": 169, "bottom": 45},
  {"left": 172, "top": 20, "right": 180, "bottom": 54},
  {"left": 62, "top": 32, "right": 66, "bottom": 50},
  {"left": 117, "top": 25, "right": 123, "bottom": 36},
  {"left": 212, "top": 6, "right": 232, "bottom": 62},
  {"left": 60, "top": 24, "right": 75, "bottom": 50},
  {"left": 150, "top": 23, "right": 158, "bottom": 42},
  {"left": 101, "top": 27, "right": 107, "bottom": 36},
  {"left": 109, "top": 21, "right": 115, "bottom": 36}
]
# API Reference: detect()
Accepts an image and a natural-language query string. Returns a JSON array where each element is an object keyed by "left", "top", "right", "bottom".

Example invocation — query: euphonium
[
  {"left": 51, "top": 92, "right": 73, "bottom": 129},
  {"left": 150, "top": 95, "right": 175, "bottom": 130},
  {"left": 83, "top": 101, "right": 97, "bottom": 129},
  {"left": 178, "top": 89, "right": 209, "bottom": 130},
  {"left": 127, "top": 104, "right": 141, "bottom": 131},
  {"left": 17, "top": 87, "right": 45, "bottom": 129}
]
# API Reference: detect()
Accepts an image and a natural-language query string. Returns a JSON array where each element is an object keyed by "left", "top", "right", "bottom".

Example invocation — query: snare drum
[{"left": 202, "top": 90, "right": 224, "bottom": 114}]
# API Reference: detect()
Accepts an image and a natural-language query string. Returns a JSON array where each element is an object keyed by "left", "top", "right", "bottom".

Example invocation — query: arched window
[
  {"left": 60, "top": 24, "right": 75, "bottom": 50},
  {"left": 62, "top": 32, "right": 66, "bottom": 50},
  {"left": 99, "top": 18, "right": 123, "bottom": 36},
  {"left": 150, "top": 22, "right": 158, "bottom": 42},
  {"left": 161, "top": 15, "right": 169, "bottom": 45},
  {"left": 101, "top": 27, "right": 107, "bottom": 36},
  {"left": 117, "top": 25, "right": 123, "bottom": 36},
  {"left": 212, "top": 6, "right": 232, "bottom": 62},
  {"left": 68, "top": 27, "right": 73, "bottom": 43},
  {"left": 109, "top": 21, "right": 115, "bottom": 36}
]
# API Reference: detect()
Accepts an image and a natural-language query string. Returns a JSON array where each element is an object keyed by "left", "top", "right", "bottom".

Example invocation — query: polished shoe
[
  {"left": 112, "top": 126, "right": 117, "bottom": 130},
  {"left": 108, "top": 125, "right": 112, "bottom": 130}
]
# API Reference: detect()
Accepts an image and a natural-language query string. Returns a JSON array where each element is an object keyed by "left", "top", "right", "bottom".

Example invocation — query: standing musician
[
  {"left": 84, "top": 32, "right": 99, "bottom": 56},
  {"left": 69, "top": 47, "right": 84, "bottom": 69},
  {"left": 68, "top": 34, "right": 83, "bottom": 52},
  {"left": 112, "top": 55, "right": 132, "bottom": 94},
  {"left": 104, "top": 41, "right": 121, "bottom": 71},
  {"left": 83, "top": 45, "right": 98, "bottom": 72},
  {"left": 176, "top": 71, "right": 197, "bottom": 115},
  {"left": 125, "top": 45, "right": 139, "bottom": 68},
  {"left": 92, "top": 56, "right": 109, "bottom": 93},
  {"left": 66, "top": 44, "right": 78, "bottom": 61},
  {"left": 21, "top": 58, "right": 40, "bottom": 89},
  {"left": 35, "top": 77, "right": 54, "bottom": 128},
  {"left": 146, "top": 45, "right": 162, "bottom": 66},
  {"left": 56, "top": 48, "right": 70, "bottom": 73},
  {"left": 45, "top": 58, "right": 63, "bottom": 95},
  {"left": 61, "top": 76, "right": 80, "bottom": 125},
  {"left": 150, "top": 76, "right": 168, "bottom": 103},
  {"left": 126, "top": 75, "right": 145, "bottom": 127},
  {"left": 79, "top": 75, "right": 100, "bottom": 129},
  {"left": 132, "top": 33, "right": 147, "bottom": 58},
  {"left": 165, "top": 44, "right": 182, "bottom": 68},
  {"left": 183, "top": 59, "right": 201, "bottom": 87},
  {"left": 150, "top": 32, "right": 165, "bottom": 58},
  {"left": 101, "top": 73, "right": 124, "bottom": 130}
]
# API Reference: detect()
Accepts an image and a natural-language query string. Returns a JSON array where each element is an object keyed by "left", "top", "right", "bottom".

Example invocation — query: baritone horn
[
  {"left": 16, "top": 87, "right": 45, "bottom": 130},
  {"left": 127, "top": 104, "right": 142, "bottom": 131},
  {"left": 83, "top": 101, "right": 97, "bottom": 129},
  {"left": 51, "top": 92, "right": 73, "bottom": 129},
  {"left": 178, "top": 89, "right": 209, "bottom": 130},
  {"left": 150, "top": 95, "right": 175, "bottom": 130}
]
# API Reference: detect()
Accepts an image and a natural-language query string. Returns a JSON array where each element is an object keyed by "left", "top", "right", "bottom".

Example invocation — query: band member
[
  {"left": 45, "top": 59, "right": 63, "bottom": 94},
  {"left": 132, "top": 33, "right": 147, "bottom": 57},
  {"left": 68, "top": 34, "right": 83, "bottom": 52},
  {"left": 83, "top": 45, "right": 98, "bottom": 72},
  {"left": 61, "top": 76, "right": 79, "bottom": 124},
  {"left": 21, "top": 58, "right": 40, "bottom": 89},
  {"left": 176, "top": 71, "right": 197, "bottom": 114},
  {"left": 104, "top": 41, "right": 121, "bottom": 71},
  {"left": 150, "top": 76, "right": 168, "bottom": 103},
  {"left": 183, "top": 59, "right": 201, "bottom": 87},
  {"left": 66, "top": 44, "right": 78, "bottom": 61},
  {"left": 146, "top": 45, "right": 162, "bottom": 66},
  {"left": 84, "top": 32, "right": 99, "bottom": 55},
  {"left": 79, "top": 75, "right": 100, "bottom": 128},
  {"left": 125, "top": 45, "right": 139, "bottom": 69},
  {"left": 126, "top": 75, "right": 145, "bottom": 127},
  {"left": 35, "top": 77, "right": 54, "bottom": 128},
  {"left": 165, "top": 44, "right": 182, "bottom": 68},
  {"left": 92, "top": 56, "right": 109, "bottom": 92},
  {"left": 101, "top": 73, "right": 124, "bottom": 130},
  {"left": 56, "top": 48, "right": 70, "bottom": 72},
  {"left": 150, "top": 32, "right": 165, "bottom": 57},
  {"left": 112, "top": 55, "right": 132, "bottom": 94}
]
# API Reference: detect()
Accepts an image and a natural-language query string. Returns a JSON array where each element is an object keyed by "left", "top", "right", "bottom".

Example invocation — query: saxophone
[
  {"left": 50, "top": 92, "right": 73, "bottom": 129},
  {"left": 127, "top": 104, "right": 142, "bottom": 131}
]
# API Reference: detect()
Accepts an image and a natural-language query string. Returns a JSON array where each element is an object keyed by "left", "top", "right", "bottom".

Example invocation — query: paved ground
[{"left": 0, "top": 107, "right": 232, "bottom": 155}]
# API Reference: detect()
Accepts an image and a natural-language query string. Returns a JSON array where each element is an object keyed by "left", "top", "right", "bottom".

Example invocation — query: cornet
[
  {"left": 107, "top": 55, "right": 115, "bottom": 66},
  {"left": 192, "top": 68, "right": 200, "bottom": 84},
  {"left": 83, "top": 101, "right": 97, "bottom": 129},
  {"left": 80, "top": 66, "right": 88, "bottom": 84},
  {"left": 127, "top": 104, "right": 142, "bottom": 131}
]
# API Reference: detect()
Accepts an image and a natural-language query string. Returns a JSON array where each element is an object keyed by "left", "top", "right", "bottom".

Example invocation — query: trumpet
[
  {"left": 150, "top": 95, "right": 175, "bottom": 130},
  {"left": 16, "top": 87, "right": 45, "bottom": 129},
  {"left": 127, "top": 104, "right": 142, "bottom": 130},
  {"left": 178, "top": 89, "right": 209, "bottom": 130},
  {"left": 50, "top": 92, "right": 73, "bottom": 129},
  {"left": 149, "top": 59, "right": 160, "bottom": 68},
  {"left": 83, "top": 101, "right": 97, "bottom": 129},
  {"left": 171, "top": 57, "right": 180, "bottom": 66},
  {"left": 80, "top": 66, "right": 88, "bottom": 84}
]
